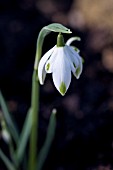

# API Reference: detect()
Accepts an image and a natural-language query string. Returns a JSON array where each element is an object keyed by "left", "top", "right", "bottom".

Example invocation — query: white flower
[{"left": 38, "top": 36, "right": 83, "bottom": 96}]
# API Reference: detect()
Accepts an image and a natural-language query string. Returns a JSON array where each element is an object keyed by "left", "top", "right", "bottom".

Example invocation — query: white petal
[
  {"left": 75, "top": 56, "right": 83, "bottom": 79},
  {"left": 64, "top": 46, "right": 76, "bottom": 74},
  {"left": 69, "top": 46, "right": 83, "bottom": 78},
  {"left": 38, "top": 46, "right": 56, "bottom": 84},
  {"left": 45, "top": 47, "right": 58, "bottom": 73},
  {"left": 64, "top": 46, "right": 79, "bottom": 74},
  {"left": 66, "top": 45, "right": 80, "bottom": 66},
  {"left": 52, "top": 47, "right": 71, "bottom": 95},
  {"left": 75, "top": 64, "right": 83, "bottom": 79},
  {"left": 65, "top": 45, "right": 83, "bottom": 78}
]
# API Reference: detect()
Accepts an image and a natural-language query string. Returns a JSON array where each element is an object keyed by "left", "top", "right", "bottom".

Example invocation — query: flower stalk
[
  {"left": 28, "top": 69, "right": 39, "bottom": 170},
  {"left": 28, "top": 25, "right": 49, "bottom": 170},
  {"left": 28, "top": 23, "right": 73, "bottom": 170},
  {"left": 28, "top": 24, "right": 51, "bottom": 170}
]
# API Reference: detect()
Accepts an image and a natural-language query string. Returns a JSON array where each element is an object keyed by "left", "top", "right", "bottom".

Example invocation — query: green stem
[
  {"left": 34, "top": 28, "right": 50, "bottom": 70},
  {"left": 28, "top": 70, "right": 39, "bottom": 170},
  {"left": 28, "top": 27, "right": 50, "bottom": 170}
]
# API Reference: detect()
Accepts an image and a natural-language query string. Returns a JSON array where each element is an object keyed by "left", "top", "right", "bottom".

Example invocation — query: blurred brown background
[{"left": 0, "top": 0, "right": 113, "bottom": 170}]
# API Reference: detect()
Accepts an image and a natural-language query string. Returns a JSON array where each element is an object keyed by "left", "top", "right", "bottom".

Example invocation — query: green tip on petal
[
  {"left": 75, "top": 67, "right": 81, "bottom": 78},
  {"left": 59, "top": 82, "right": 66, "bottom": 96},
  {"left": 46, "top": 63, "right": 50, "bottom": 71},
  {"left": 81, "top": 57, "right": 85, "bottom": 63},
  {"left": 74, "top": 47, "right": 80, "bottom": 53}
]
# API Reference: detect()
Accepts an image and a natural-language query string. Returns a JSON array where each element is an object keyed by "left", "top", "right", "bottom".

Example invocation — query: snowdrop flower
[{"left": 38, "top": 33, "right": 83, "bottom": 96}]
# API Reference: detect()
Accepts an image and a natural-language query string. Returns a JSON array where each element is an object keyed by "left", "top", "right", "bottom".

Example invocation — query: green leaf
[
  {"left": 0, "top": 91, "right": 19, "bottom": 144},
  {"left": 37, "top": 109, "right": 57, "bottom": 170},
  {"left": 16, "top": 108, "right": 32, "bottom": 165},
  {"left": 9, "top": 140, "right": 18, "bottom": 168},
  {"left": 44, "top": 23, "right": 72, "bottom": 34},
  {"left": 0, "top": 149, "right": 16, "bottom": 170}
]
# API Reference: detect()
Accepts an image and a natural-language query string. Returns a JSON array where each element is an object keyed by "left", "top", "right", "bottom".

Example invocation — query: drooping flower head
[{"left": 38, "top": 33, "right": 83, "bottom": 96}]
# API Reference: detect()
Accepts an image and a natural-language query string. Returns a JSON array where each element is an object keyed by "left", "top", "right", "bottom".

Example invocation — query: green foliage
[
  {"left": 0, "top": 91, "right": 32, "bottom": 169},
  {"left": 37, "top": 109, "right": 57, "bottom": 170},
  {"left": 0, "top": 149, "right": 16, "bottom": 170},
  {"left": 16, "top": 109, "right": 32, "bottom": 165},
  {"left": 0, "top": 91, "right": 19, "bottom": 144}
]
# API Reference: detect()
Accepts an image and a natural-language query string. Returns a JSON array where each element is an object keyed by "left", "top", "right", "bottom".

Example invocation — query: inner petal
[{"left": 45, "top": 47, "right": 58, "bottom": 73}]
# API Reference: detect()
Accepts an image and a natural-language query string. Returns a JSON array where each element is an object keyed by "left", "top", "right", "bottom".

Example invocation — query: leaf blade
[
  {"left": 0, "top": 91, "right": 19, "bottom": 144},
  {"left": 16, "top": 108, "right": 32, "bottom": 165},
  {"left": 37, "top": 109, "right": 57, "bottom": 170},
  {"left": 0, "top": 149, "right": 16, "bottom": 170}
]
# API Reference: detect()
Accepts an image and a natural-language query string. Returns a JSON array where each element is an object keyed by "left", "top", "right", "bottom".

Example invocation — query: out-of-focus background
[{"left": 1, "top": 0, "right": 113, "bottom": 169}]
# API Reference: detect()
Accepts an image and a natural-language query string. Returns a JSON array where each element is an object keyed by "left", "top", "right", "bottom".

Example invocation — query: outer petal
[
  {"left": 75, "top": 56, "right": 83, "bottom": 79},
  {"left": 64, "top": 46, "right": 79, "bottom": 75},
  {"left": 52, "top": 47, "right": 71, "bottom": 96},
  {"left": 65, "top": 45, "right": 79, "bottom": 66},
  {"left": 64, "top": 46, "right": 76, "bottom": 74},
  {"left": 65, "top": 45, "right": 83, "bottom": 79},
  {"left": 69, "top": 46, "right": 83, "bottom": 78},
  {"left": 38, "top": 46, "right": 56, "bottom": 84}
]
